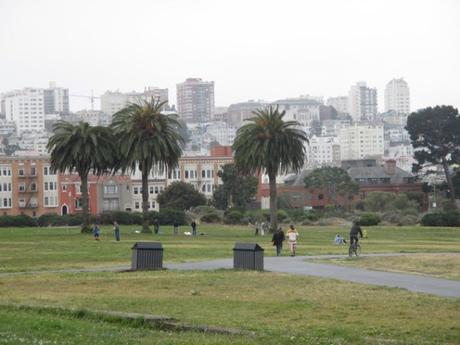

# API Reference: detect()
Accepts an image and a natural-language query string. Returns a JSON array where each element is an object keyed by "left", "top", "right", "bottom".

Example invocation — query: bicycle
[{"left": 348, "top": 241, "right": 361, "bottom": 257}]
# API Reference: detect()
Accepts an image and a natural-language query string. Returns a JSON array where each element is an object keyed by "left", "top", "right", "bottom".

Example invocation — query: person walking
[
  {"left": 191, "top": 220, "right": 197, "bottom": 236},
  {"left": 153, "top": 218, "right": 160, "bottom": 235},
  {"left": 254, "top": 221, "right": 260, "bottom": 236},
  {"left": 113, "top": 221, "right": 120, "bottom": 242},
  {"left": 272, "top": 227, "right": 285, "bottom": 256},
  {"left": 287, "top": 224, "right": 299, "bottom": 256},
  {"left": 93, "top": 224, "right": 101, "bottom": 241},
  {"left": 173, "top": 220, "right": 179, "bottom": 235}
]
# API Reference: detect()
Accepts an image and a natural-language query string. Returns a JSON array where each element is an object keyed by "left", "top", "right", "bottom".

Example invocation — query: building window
[
  {"left": 155, "top": 186, "right": 159, "bottom": 194},
  {"left": 62, "top": 185, "right": 67, "bottom": 191},
  {"left": 31, "top": 166, "right": 36, "bottom": 176},
  {"left": 151, "top": 201, "right": 156, "bottom": 209},
  {"left": 202, "top": 170, "right": 206, "bottom": 178},
  {"left": 19, "top": 183, "right": 26, "bottom": 192},
  {"left": 133, "top": 187, "right": 139, "bottom": 195},
  {"left": 43, "top": 167, "right": 48, "bottom": 175},
  {"left": 149, "top": 186, "right": 154, "bottom": 194},
  {"left": 44, "top": 196, "right": 49, "bottom": 206},
  {"left": 104, "top": 185, "right": 118, "bottom": 194},
  {"left": 44, "top": 182, "right": 49, "bottom": 191},
  {"left": 18, "top": 168, "right": 24, "bottom": 176},
  {"left": 31, "top": 183, "right": 37, "bottom": 192},
  {"left": 75, "top": 199, "right": 82, "bottom": 209},
  {"left": 135, "top": 202, "right": 140, "bottom": 209}
]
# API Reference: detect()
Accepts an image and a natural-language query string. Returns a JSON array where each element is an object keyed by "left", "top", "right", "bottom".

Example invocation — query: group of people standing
[
  {"left": 271, "top": 224, "right": 299, "bottom": 257},
  {"left": 92, "top": 221, "right": 120, "bottom": 241}
]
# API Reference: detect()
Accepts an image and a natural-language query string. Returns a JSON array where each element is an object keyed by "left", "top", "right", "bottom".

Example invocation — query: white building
[
  {"left": 130, "top": 165, "right": 166, "bottom": 212},
  {"left": 205, "top": 122, "right": 236, "bottom": 146},
  {"left": 3, "top": 88, "right": 45, "bottom": 134},
  {"left": 338, "top": 123, "right": 384, "bottom": 160},
  {"left": 308, "top": 136, "right": 341, "bottom": 167},
  {"left": 0, "top": 119, "right": 17, "bottom": 136},
  {"left": 226, "top": 100, "right": 268, "bottom": 127},
  {"left": 272, "top": 96, "right": 321, "bottom": 127},
  {"left": 348, "top": 82, "right": 377, "bottom": 122},
  {"left": 73, "top": 110, "right": 110, "bottom": 126},
  {"left": 326, "top": 96, "right": 349, "bottom": 114},
  {"left": 384, "top": 78, "right": 410, "bottom": 114},
  {"left": 44, "top": 81, "right": 69, "bottom": 115},
  {"left": 101, "top": 87, "right": 169, "bottom": 117},
  {"left": 176, "top": 78, "right": 215, "bottom": 124}
]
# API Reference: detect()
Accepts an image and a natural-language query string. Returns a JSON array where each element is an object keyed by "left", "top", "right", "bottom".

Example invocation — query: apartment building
[
  {"left": 348, "top": 82, "right": 378, "bottom": 122},
  {"left": 0, "top": 157, "right": 60, "bottom": 216},
  {"left": 272, "top": 96, "right": 322, "bottom": 127},
  {"left": 338, "top": 123, "right": 384, "bottom": 160},
  {"left": 176, "top": 78, "right": 215, "bottom": 124},
  {"left": 384, "top": 78, "right": 410, "bottom": 114}
]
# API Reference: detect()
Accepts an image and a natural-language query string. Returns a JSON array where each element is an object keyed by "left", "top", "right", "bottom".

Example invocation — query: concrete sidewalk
[
  {"left": 1, "top": 253, "right": 459, "bottom": 298},
  {"left": 167, "top": 254, "right": 460, "bottom": 298}
]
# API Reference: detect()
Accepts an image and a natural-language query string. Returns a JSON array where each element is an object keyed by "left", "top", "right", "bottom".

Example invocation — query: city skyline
[{"left": 0, "top": 0, "right": 459, "bottom": 112}]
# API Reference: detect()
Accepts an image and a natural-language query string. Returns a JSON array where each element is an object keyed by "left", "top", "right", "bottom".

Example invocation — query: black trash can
[
  {"left": 131, "top": 242, "right": 163, "bottom": 270},
  {"left": 233, "top": 243, "right": 264, "bottom": 271}
]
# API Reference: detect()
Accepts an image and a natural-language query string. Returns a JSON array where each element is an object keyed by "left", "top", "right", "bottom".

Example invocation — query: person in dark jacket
[
  {"left": 191, "top": 220, "right": 197, "bottom": 236},
  {"left": 153, "top": 218, "right": 160, "bottom": 235},
  {"left": 349, "top": 221, "right": 363, "bottom": 247},
  {"left": 272, "top": 227, "right": 285, "bottom": 256}
]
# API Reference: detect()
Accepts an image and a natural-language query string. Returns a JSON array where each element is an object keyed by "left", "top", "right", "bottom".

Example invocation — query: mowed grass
[
  {"left": 313, "top": 254, "right": 460, "bottom": 280},
  {"left": 0, "top": 224, "right": 459, "bottom": 273},
  {"left": 0, "top": 270, "right": 459, "bottom": 345}
]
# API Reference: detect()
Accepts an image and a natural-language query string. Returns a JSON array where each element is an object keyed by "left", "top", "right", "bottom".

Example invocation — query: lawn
[
  {"left": 0, "top": 224, "right": 459, "bottom": 344},
  {"left": 0, "top": 224, "right": 459, "bottom": 273},
  {"left": 312, "top": 253, "right": 460, "bottom": 280},
  {"left": 0, "top": 270, "right": 459, "bottom": 345}
]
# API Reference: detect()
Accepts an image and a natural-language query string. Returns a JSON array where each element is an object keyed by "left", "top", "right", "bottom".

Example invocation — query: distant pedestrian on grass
[
  {"left": 287, "top": 224, "right": 299, "bottom": 256},
  {"left": 113, "top": 221, "right": 120, "bottom": 241},
  {"left": 254, "top": 221, "right": 260, "bottom": 236},
  {"left": 154, "top": 218, "right": 160, "bottom": 235},
  {"left": 261, "top": 222, "right": 268, "bottom": 236},
  {"left": 173, "top": 220, "right": 179, "bottom": 235},
  {"left": 272, "top": 227, "right": 285, "bottom": 256},
  {"left": 191, "top": 220, "right": 197, "bottom": 236},
  {"left": 93, "top": 224, "right": 101, "bottom": 241}
]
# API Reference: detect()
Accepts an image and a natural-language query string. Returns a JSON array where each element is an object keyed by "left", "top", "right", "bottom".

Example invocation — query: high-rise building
[
  {"left": 100, "top": 87, "right": 169, "bottom": 117},
  {"left": 2, "top": 83, "right": 69, "bottom": 135},
  {"left": 384, "top": 78, "right": 410, "bottom": 114},
  {"left": 326, "top": 96, "right": 348, "bottom": 115},
  {"left": 348, "top": 82, "right": 377, "bottom": 122},
  {"left": 176, "top": 78, "right": 215, "bottom": 123},
  {"left": 338, "top": 123, "right": 384, "bottom": 160},
  {"left": 43, "top": 81, "right": 69, "bottom": 115},
  {"left": 3, "top": 88, "right": 46, "bottom": 134}
]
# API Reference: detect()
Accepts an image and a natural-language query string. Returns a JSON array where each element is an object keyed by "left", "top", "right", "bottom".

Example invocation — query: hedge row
[
  {"left": 0, "top": 209, "right": 187, "bottom": 228},
  {"left": 420, "top": 212, "right": 460, "bottom": 227}
]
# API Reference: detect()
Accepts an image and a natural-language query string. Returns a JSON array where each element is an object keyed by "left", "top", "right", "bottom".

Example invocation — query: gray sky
[{"left": 1, "top": 0, "right": 459, "bottom": 111}]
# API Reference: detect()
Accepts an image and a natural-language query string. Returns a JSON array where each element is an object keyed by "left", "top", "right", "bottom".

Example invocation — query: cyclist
[{"left": 349, "top": 221, "right": 363, "bottom": 248}]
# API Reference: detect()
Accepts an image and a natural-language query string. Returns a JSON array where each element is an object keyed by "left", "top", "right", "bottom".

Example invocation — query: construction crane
[{"left": 69, "top": 90, "right": 100, "bottom": 110}]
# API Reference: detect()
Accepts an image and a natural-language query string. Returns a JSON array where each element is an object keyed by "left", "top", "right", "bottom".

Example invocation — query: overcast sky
[{"left": 1, "top": 0, "right": 459, "bottom": 112}]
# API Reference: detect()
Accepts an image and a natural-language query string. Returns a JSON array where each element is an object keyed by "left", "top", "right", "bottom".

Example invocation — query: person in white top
[{"left": 286, "top": 224, "right": 299, "bottom": 256}]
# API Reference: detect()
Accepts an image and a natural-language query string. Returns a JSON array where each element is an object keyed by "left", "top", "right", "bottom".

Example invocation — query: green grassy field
[
  {"left": 0, "top": 224, "right": 459, "bottom": 273},
  {"left": 313, "top": 253, "right": 460, "bottom": 280},
  {"left": 0, "top": 224, "right": 459, "bottom": 344}
]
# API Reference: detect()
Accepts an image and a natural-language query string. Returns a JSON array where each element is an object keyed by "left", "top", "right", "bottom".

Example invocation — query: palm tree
[
  {"left": 47, "top": 122, "right": 116, "bottom": 232},
  {"left": 232, "top": 106, "right": 308, "bottom": 232},
  {"left": 111, "top": 99, "right": 184, "bottom": 233}
]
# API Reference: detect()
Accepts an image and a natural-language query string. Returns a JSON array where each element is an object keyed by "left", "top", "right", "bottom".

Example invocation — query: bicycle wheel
[
  {"left": 348, "top": 245, "right": 353, "bottom": 257},
  {"left": 355, "top": 244, "right": 361, "bottom": 256}
]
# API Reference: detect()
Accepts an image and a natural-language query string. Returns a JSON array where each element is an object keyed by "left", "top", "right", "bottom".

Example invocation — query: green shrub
[
  {"left": 277, "top": 209, "right": 289, "bottom": 222},
  {"left": 382, "top": 211, "right": 419, "bottom": 226},
  {"left": 421, "top": 212, "right": 460, "bottom": 226},
  {"left": 158, "top": 208, "right": 187, "bottom": 225},
  {"left": 0, "top": 215, "right": 37, "bottom": 227},
  {"left": 224, "top": 209, "right": 245, "bottom": 224},
  {"left": 201, "top": 211, "right": 223, "bottom": 223},
  {"left": 357, "top": 213, "right": 381, "bottom": 226},
  {"left": 37, "top": 213, "right": 60, "bottom": 227}
]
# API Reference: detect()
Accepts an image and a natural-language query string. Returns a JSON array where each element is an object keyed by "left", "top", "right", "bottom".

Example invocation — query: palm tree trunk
[
  {"left": 80, "top": 174, "right": 91, "bottom": 233},
  {"left": 442, "top": 158, "right": 458, "bottom": 209},
  {"left": 141, "top": 168, "right": 151, "bottom": 232},
  {"left": 268, "top": 171, "right": 277, "bottom": 233}
]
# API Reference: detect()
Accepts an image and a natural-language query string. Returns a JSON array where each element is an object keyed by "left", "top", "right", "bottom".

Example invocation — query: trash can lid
[
  {"left": 132, "top": 242, "right": 163, "bottom": 250},
  {"left": 233, "top": 242, "right": 264, "bottom": 251}
]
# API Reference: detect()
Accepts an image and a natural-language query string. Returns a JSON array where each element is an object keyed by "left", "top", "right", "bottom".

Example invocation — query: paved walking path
[
  {"left": 167, "top": 254, "right": 460, "bottom": 298},
  {"left": 1, "top": 253, "right": 459, "bottom": 298}
]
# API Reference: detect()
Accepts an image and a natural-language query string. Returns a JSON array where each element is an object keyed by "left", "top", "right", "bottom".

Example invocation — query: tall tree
[
  {"left": 157, "top": 181, "right": 207, "bottom": 210},
  {"left": 212, "top": 163, "right": 258, "bottom": 210},
  {"left": 406, "top": 105, "right": 460, "bottom": 208},
  {"left": 303, "top": 167, "right": 359, "bottom": 207},
  {"left": 47, "top": 122, "right": 116, "bottom": 232},
  {"left": 232, "top": 106, "right": 308, "bottom": 231},
  {"left": 111, "top": 99, "right": 184, "bottom": 232}
]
